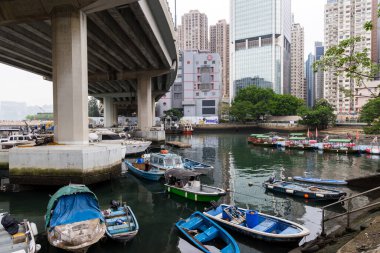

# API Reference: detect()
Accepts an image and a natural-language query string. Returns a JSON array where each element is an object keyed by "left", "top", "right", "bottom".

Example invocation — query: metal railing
[{"left": 321, "top": 185, "right": 380, "bottom": 235}]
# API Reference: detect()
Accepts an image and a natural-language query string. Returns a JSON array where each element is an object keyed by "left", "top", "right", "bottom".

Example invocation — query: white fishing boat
[
  {"left": 0, "top": 213, "right": 41, "bottom": 253},
  {"left": 89, "top": 129, "right": 151, "bottom": 157}
]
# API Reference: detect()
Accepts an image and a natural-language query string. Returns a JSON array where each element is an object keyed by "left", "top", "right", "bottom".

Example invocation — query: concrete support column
[
  {"left": 137, "top": 76, "right": 152, "bottom": 131},
  {"left": 104, "top": 97, "right": 117, "bottom": 127},
  {"left": 52, "top": 6, "right": 88, "bottom": 144},
  {"left": 152, "top": 97, "right": 156, "bottom": 126}
]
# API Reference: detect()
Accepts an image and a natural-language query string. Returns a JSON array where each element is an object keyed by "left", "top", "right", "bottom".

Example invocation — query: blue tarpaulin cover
[
  {"left": 49, "top": 193, "right": 103, "bottom": 228},
  {"left": 45, "top": 184, "right": 103, "bottom": 229}
]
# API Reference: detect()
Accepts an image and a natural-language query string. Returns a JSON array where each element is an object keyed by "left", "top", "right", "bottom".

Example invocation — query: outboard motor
[
  {"left": 1, "top": 214, "right": 19, "bottom": 235},
  {"left": 110, "top": 200, "right": 121, "bottom": 210}
]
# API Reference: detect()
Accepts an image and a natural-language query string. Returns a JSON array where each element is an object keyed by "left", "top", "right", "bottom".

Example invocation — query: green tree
[
  {"left": 269, "top": 94, "right": 304, "bottom": 116},
  {"left": 298, "top": 99, "right": 336, "bottom": 129},
  {"left": 363, "top": 117, "right": 380, "bottom": 134},
  {"left": 88, "top": 96, "right": 100, "bottom": 117},
  {"left": 359, "top": 97, "right": 380, "bottom": 124},
  {"left": 230, "top": 100, "right": 254, "bottom": 122},
  {"left": 163, "top": 108, "right": 183, "bottom": 120},
  {"left": 313, "top": 5, "right": 380, "bottom": 99}
]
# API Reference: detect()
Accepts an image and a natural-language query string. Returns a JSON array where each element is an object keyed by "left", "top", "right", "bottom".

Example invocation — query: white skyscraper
[
  {"left": 324, "top": 0, "right": 377, "bottom": 114},
  {"left": 290, "top": 21, "right": 305, "bottom": 101},
  {"left": 230, "top": 0, "right": 292, "bottom": 100},
  {"left": 178, "top": 10, "right": 208, "bottom": 51},
  {"left": 210, "top": 20, "right": 230, "bottom": 99}
]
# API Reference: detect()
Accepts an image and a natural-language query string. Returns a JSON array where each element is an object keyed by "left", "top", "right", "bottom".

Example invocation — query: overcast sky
[{"left": 0, "top": 0, "right": 325, "bottom": 106}]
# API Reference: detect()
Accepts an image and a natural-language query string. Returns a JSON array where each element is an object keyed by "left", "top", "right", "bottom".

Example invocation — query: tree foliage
[
  {"left": 230, "top": 86, "right": 304, "bottom": 122},
  {"left": 298, "top": 99, "right": 336, "bottom": 129},
  {"left": 363, "top": 117, "right": 380, "bottom": 134},
  {"left": 313, "top": 4, "right": 380, "bottom": 99},
  {"left": 163, "top": 108, "right": 183, "bottom": 120},
  {"left": 88, "top": 97, "right": 100, "bottom": 117},
  {"left": 359, "top": 97, "right": 380, "bottom": 124}
]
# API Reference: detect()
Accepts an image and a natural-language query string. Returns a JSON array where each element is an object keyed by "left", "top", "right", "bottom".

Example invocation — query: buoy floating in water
[{"left": 248, "top": 182, "right": 253, "bottom": 186}]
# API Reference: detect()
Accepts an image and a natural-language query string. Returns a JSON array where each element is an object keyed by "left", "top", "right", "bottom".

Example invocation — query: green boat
[{"left": 164, "top": 169, "right": 226, "bottom": 202}]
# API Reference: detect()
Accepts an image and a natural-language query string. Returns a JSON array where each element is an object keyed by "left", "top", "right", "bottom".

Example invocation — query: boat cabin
[
  {"left": 165, "top": 169, "right": 202, "bottom": 189},
  {"left": 149, "top": 151, "right": 184, "bottom": 170}
]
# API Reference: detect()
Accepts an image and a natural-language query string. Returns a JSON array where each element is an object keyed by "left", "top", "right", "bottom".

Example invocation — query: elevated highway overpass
[
  {"left": 0, "top": 0, "right": 177, "bottom": 143},
  {"left": 0, "top": 0, "right": 177, "bottom": 185}
]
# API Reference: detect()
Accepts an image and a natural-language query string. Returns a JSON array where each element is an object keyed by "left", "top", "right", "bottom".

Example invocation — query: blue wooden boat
[
  {"left": 183, "top": 158, "right": 214, "bottom": 170},
  {"left": 102, "top": 202, "right": 139, "bottom": 243},
  {"left": 204, "top": 204, "right": 310, "bottom": 244},
  {"left": 176, "top": 211, "right": 240, "bottom": 253},
  {"left": 263, "top": 179, "right": 346, "bottom": 200},
  {"left": 292, "top": 176, "right": 347, "bottom": 185},
  {"left": 125, "top": 160, "right": 164, "bottom": 181}
]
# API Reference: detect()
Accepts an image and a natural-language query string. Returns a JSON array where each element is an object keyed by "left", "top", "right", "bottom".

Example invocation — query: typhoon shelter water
[{"left": 0, "top": 132, "right": 379, "bottom": 253}]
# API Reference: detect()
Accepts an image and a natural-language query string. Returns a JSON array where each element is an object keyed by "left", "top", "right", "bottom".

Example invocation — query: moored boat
[
  {"left": 292, "top": 176, "right": 347, "bottom": 185},
  {"left": 203, "top": 204, "right": 310, "bottom": 244},
  {"left": 322, "top": 139, "right": 359, "bottom": 154},
  {"left": 285, "top": 137, "right": 317, "bottom": 150},
  {"left": 176, "top": 211, "right": 240, "bottom": 253},
  {"left": 183, "top": 158, "right": 214, "bottom": 170},
  {"left": 164, "top": 169, "right": 226, "bottom": 202},
  {"left": 366, "top": 146, "right": 380, "bottom": 155},
  {"left": 125, "top": 160, "right": 165, "bottom": 181},
  {"left": 0, "top": 213, "right": 41, "bottom": 253},
  {"left": 45, "top": 184, "right": 106, "bottom": 253},
  {"left": 263, "top": 179, "right": 347, "bottom": 200},
  {"left": 102, "top": 201, "right": 139, "bottom": 243},
  {"left": 247, "top": 134, "right": 276, "bottom": 147}
]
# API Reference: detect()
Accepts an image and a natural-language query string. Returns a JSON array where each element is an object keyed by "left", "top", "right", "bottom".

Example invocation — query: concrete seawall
[
  {"left": 0, "top": 150, "right": 9, "bottom": 171},
  {"left": 9, "top": 144, "right": 122, "bottom": 186}
]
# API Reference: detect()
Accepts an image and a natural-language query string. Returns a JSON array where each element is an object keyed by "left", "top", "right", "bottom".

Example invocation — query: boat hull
[
  {"left": 204, "top": 205, "right": 309, "bottom": 244},
  {"left": 176, "top": 211, "right": 240, "bottom": 253},
  {"left": 47, "top": 218, "right": 106, "bottom": 253},
  {"left": 165, "top": 184, "right": 225, "bottom": 202},
  {"left": 322, "top": 148, "right": 359, "bottom": 154},
  {"left": 285, "top": 145, "right": 316, "bottom": 151},
  {"left": 126, "top": 161, "right": 164, "bottom": 181},
  {"left": 293, "top": 176, "right": 347, "bottom": 185},
  {"left": 264, "top": 181, "right": 346, "bottom": 200},
  {"left": 103, "top": 206, "right": 139, "bottom": 243},
  {"left": 0, "top": 213, "right": 40, "bottom": 253}
]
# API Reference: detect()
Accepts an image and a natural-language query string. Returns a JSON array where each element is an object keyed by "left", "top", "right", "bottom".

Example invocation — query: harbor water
[{"left": 1, "top": 133, "right": 379, "bottom": 253}]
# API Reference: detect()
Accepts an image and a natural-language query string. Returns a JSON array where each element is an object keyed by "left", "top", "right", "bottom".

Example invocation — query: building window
[
  {"left": 174, "top": 93, "right": 182, "bottom": 99},
  {"left": 202, "top": 108, "right": 216, "bottom": 114},
  {"left": 202, "top": 100, "right": 215, "bottom": 106}
]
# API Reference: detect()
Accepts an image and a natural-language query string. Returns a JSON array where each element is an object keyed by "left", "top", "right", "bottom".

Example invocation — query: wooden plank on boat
[{"left": 166, "top": 141, "right": 192, "bottom": 148}]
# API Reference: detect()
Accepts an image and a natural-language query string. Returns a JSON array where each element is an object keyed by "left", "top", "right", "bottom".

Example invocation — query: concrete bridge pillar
[
  {"left": 104, "top": 97, "right": 117, "bottom": 127},
  {"left": 52, "top": 6, "right": 88, "bottom": 144},
  {"left": 152, "top": 97, "right": 156, "bottom": 126},
  {"left": 137, "top": 76, "right": 152, "bottom": 131}
]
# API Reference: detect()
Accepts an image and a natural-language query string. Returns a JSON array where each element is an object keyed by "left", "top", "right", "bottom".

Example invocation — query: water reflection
[{"left": 0, "top": 133, "right": 378, "bottom": 253}]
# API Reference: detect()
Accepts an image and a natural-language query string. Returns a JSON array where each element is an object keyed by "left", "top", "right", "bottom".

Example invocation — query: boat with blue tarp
[
  {"left": 102, "top": 201, "right": 139, "bottom": 243},
  {"left": 45, "top": 184, "right": 106, "bottom": 253},
  {"left": 203, "top": 204, "right": 310, "bottom": 244},
  {"left": 176, "top": 211, "right": 240, "bottom": 253},
  {"left": 263, "top": 178, "right": 347, "bottom": 200},
  {"left": 292, "top": 176, "right": 347, "bottom": 185}
]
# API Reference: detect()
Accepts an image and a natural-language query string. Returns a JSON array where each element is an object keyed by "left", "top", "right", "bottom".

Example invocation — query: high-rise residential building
[
  {"left": 290, "top": 21, "right": 305, "bottom": 101},
  {"left": 230, "top": 0, "right": 292, "bottom": 99},
  {"left": 157, "top": 50, "right": 222, "bottom": 118},
  {"left": 324, "top": 0, "right": 378, "bottom": 114},
  {"left": 305, "top": 53, "right": 315, "bottom": 107},
  {"left": 177, "top": 10, "right": 208, "bottom": 51},
  {"left": 314, "top": 42, "right": 325, "bottom": 101},
  {"left": 210, "top": 20, "right": 230, "bottom": 100}
]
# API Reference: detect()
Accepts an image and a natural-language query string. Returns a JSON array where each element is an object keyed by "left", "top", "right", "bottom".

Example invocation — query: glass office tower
[{"left": 230, "top": 0, "right": 291, "bottom": 100}]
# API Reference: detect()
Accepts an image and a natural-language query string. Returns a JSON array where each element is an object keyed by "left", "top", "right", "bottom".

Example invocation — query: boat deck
[{"left": 0, "top": 224, "right": 28, "bottom": 253}]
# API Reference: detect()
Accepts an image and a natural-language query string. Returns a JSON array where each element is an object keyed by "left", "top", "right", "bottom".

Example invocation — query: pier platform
[
  {"left": 9, "top": 143, "right": 122, "bottom": 185},
  {"left": 166, "top": 141, "right": 192, "bottom": 148}
]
